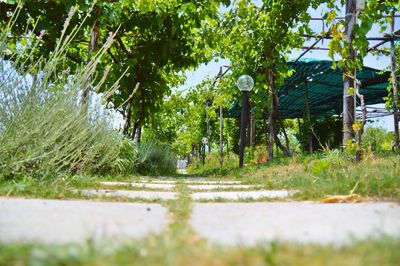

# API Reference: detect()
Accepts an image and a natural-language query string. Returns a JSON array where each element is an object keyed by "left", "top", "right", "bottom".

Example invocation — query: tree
[
  {"left": 217, "top": 0, "right": 329, "bottom": 160},
  {"left": 0, "top": 0, "right": 231, "bottom": 140},
  {"left": 325, "top": 0, "right": 399, "bottom": 158}
]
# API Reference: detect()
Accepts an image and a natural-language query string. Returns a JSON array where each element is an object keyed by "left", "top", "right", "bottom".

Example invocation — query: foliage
[
  {"left": 0, "top": 7, "right": 138, "bottom": 178},
  {"left": 187, "top": 151, "right": 239, "bottom": 176},
  {"left": 0, "top": 0, "right": 231, "bottom": 139},
  {"left": 134, "top": 142, "right": 176, "bottom": 175},
  {"left": 363, "top": 126, "right": 394, "bottom": 152},
  {"left": 296, "top": 117, "right": 342, "bottom": 152}
]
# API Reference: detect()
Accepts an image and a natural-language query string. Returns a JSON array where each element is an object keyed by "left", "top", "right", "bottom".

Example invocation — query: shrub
[
  {"left": 363, "top": 126, "right": 393, "bottom": 152},
  {"left": 134, "top": 142, "right": 176, "bottom": 175},
  {"left": 0, "top": 7, "right": 137, "bottom": 178}
]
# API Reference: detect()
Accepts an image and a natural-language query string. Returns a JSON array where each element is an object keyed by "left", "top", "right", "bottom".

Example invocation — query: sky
[{"left": 178, "top": 0, "right": 399, "bottom": 131}]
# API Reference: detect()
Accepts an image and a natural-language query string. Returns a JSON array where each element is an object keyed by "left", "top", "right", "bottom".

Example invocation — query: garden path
[{"left": 1, "top": 177, "right": 399, "bottom": 246}]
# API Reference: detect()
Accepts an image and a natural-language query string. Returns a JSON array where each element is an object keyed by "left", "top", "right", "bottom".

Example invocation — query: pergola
[
  {"left": 278, "top": 58, "right": 390, "bottom": 119},
  {"left": 227, "top": 58, "right": 391, "bottom": 119}
]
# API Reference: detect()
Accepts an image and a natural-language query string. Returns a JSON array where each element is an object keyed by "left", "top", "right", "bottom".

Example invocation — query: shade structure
[
  {"left": 279, "top": 58, "right": 390, "bottom": 119},
  {"left": 227, "top": 59, "right": 390, "bottom": 119}
]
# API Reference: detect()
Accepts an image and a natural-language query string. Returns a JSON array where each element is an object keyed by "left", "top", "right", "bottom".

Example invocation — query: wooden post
[
  {"left": 343, "top": 0, "right": 357, "bottom": 147},
  {"left": 304, "top": 81, "right": 313, "bottom": 153},
  {"left": 391, "top": 12, "right": 399, "bottom": 149},
  {"left": 219, "top": 104, "right": 224, "bottom": 167}
]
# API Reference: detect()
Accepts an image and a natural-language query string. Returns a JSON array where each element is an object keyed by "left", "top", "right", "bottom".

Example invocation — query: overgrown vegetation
[
  {"left": 0, "top": 8, "right": 176, "bottom": 179},
  {"left": 187, "top": 150, "right": 400, "bottom": 201}
]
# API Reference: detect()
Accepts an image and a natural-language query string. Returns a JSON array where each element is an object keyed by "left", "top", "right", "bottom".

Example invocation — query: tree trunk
[
  {"left": 281, "top": 122, "right": 291, "bottom": 155},
  {"left": 132, "top": 121, "right": 139, "bottom": 140},
  {"left": 343, "top": 0, "right": 357, "bottom": 147},
  {"left": 304, "top": 81, "right": 313, "bottom": 153},
  {"left": 355, "top": 87, "right": 366, "bottom": 161},
  {"left": 137, "top": 127, "right": 142, "bottom": 143},
  {"left": 219, "top": 104, "right": 224, "bottom": 167},
  {"left": 123, "top": 99, "right": 132, "bottom": 136},
  {"left": 267, "top": 67, "right": 275, "bottom": 161},
  {"left": 391, "top": 12, "right": 399, "bottom": 149}
]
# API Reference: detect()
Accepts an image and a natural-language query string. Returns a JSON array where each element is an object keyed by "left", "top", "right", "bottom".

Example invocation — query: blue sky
[{"left": 178, "top": 1, "right": 399, "bottom": 131}]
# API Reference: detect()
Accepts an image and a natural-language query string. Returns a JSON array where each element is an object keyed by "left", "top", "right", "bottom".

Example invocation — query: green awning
[
  {"left": 227, "top": 59, "right": 390, "bottom": 119},
  {"left": 279, "top": 58, "right": 390, "bottom": 119}
]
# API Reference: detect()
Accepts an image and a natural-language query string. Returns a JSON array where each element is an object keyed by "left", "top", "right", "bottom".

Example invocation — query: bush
[
  {"left": 134, "top": 142, "right": 176, "bottom": 175},
  {"left": 296, "top": 117, "right": 342, "bottom": 152},
  {"left": 363, "top": 126, "right": 393, "bottom": 152},
  {"left": 186, "top": 151, "right": 239, "bottom": 176},
  {"left": 0, "top": 7, "right": 137, "bottom": 178}
]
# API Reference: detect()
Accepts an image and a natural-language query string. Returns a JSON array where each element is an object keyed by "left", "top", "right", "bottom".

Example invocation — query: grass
[
  {"left": 0, "top": 176, "right": 169, "bottom": 203},
  {"left": 188, "top": 151, "right": 400, "bottom": 201},
  {"left": 1, "top": 177, "right": 399, "bottom": 266},
  {"left": 1, "top": 151, "right": 399, "bottom": 202},
  {"left": 1, "top": 237, "right": 399, "bottom": 266}
]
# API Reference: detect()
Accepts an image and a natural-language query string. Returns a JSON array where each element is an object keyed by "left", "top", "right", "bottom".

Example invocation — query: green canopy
[
  {"left": 279, "top": 58, "right": 390, "bottom": 119},
  {"left": 227, "top": 59, "right": 390, "bottom": 119}
]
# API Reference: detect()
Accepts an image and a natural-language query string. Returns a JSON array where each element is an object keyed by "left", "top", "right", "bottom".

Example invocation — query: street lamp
[
  {"left": 201, "top": 137, "right": 208, "bottom": 165},
  {"left": 237, "top": 75, "right": 254, "bottom": 167}
]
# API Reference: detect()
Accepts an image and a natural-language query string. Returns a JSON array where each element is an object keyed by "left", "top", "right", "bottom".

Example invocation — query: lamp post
[
  {"left": 201, "top": 137, "right": 208, "bottom": 165},
  {"left": 237, "top": 75, "right": 254, "bottom": 168}
]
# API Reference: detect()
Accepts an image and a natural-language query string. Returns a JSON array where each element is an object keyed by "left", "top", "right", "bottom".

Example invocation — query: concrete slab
[
  {"left": 77, "top": 189, "right": 176, "bottom": 200},
  {"left": 185, "top": 180, "right": 242, "bottom": 185},
  {"left": 190, "top": 202, "right": 400, "bottom": 246},
  {"left": 188, "top": 184, "right": 261, "bottom": 190},
  {"left": 100, "top": 182, "right": 175, "bottom": 189},
  {"left": 0, "top": 198, "right": 168, "bottom": 244},
  {"left": 147, "top": 180, "right": 177, "bottom": 184},
  {"left": 192, "top": 190, "right": 295, "bottom": 200}
]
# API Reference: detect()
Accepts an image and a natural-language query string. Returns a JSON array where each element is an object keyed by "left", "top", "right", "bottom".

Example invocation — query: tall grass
[{"left": 0, "top": 6, "right": 137, "bottom": 178}]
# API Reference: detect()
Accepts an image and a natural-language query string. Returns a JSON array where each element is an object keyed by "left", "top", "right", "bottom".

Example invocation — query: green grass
[
  {"left": 1, "top": 152, "right": 399, "bottom": 202},
  {"left": 0, "top": 176, "right": 168, "bottom": 203},
  {"left": 188, "top": 152, "right": 400, "bottom": 201}
]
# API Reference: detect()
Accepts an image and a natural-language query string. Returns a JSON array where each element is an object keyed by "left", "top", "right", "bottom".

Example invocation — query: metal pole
[
  {"left": 239, "top": 91, "right": 248, "bottom": 167},
  {"left": 391, "top": 12, "right": 399, "bottom": 149}
]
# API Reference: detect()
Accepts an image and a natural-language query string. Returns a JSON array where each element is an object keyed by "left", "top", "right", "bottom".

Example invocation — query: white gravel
[
  {"left": 0, "top": 198, "right": 168, "bottom": 244},
  {"left": 77, "top": 189, "right": 176, "bottom": 200},
  {"left": 192, "top": 190, "right": 295, "bottom": 200},
  {"left": 190, "top": 202, "right": 400, "bottom": 246}
]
